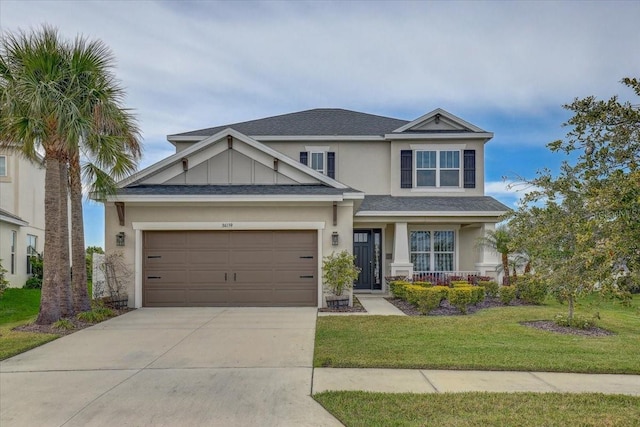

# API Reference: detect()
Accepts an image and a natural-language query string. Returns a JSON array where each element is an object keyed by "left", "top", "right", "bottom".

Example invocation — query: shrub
[
  {"left": 77, "top": 307, "right": 116, "bottom": 323},
  {"left": 322, "top": 250, "right": 361, "bottom": 296},
  {"left": 448, "top": 287, "right": 473, "bottom": 314},
  {"left": 553, "top": 313, "right": 597, "bottom": 330},
  {"left": 24, "top": 277, "right": 42, "bottom": 289},
  {"left": 515, "top": 274, "right": 549, "bottom": 304},
  {"left": 417, "top": 286, "right": 449, "bottom": 314},
  {"left": 0, "top": 260, "right": 9, "bottom": 298},
  {"left": 478, "top": 280, "right": 499, "bottom": 298},
  {"left": 404, "top": 284, "right": 430, "bottom": 305},
  {"left": 451, "top": 281, "right": 471, "bottom": 288},
  {"left": 52, "top": 318, "right": 75, "bottom": 330},
  {"left": 471, "top": 286, "right": 485, "bottom": 305},
  {"left": 499, "top": 286, "right": 516, "bottom": 305},
  {"left": 390, "top": 281, "right": 411, "bottom": 300},
  {"left": 412, "top": 281, "right": 432, "bottom": 288}
]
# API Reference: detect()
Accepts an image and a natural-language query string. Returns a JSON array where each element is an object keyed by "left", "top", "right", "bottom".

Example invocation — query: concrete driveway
[{"left": 0, "top": 307, "right": 341, "bottom": 427}]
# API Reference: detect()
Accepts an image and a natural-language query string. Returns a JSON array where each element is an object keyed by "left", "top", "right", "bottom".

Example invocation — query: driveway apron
[{"left": 0, "top": 307, "right": 341, "bottom": 427}]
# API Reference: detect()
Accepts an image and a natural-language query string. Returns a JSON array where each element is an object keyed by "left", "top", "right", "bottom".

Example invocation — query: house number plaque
[{"left": 222, "top": 223, "right": 233, "bottom": 228}]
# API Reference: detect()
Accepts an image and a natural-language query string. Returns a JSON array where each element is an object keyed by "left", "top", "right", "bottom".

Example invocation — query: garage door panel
[
  {"left": 145, "top": 231, "right": 187, "bottom": 248},
  {"left": 143, "top": 230, "right": 317, "bottom": 307},
  {"left": 187, "top": 232, "right": 230, "bottom": 248},
  {"left": 189, "top": 250, "right": 229, "bottom": 265}
]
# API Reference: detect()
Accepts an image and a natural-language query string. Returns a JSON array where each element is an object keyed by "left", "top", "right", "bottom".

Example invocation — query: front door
[{"left": 353, "top": 229, "right": 382, "bottom": 290}]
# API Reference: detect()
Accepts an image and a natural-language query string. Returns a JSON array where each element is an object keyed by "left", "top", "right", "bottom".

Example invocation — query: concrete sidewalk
[
  {"left": 318, "top": 293, "right": 405, "bottom": 316},
  {"left": 312, "top": 368, "right": 640, "bottom": 396}
]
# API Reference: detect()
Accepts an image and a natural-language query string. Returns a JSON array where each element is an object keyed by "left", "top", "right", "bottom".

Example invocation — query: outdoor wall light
[
  {"left": 331, "top": 231, "right": 339, "bottom": 246},
  {"left": 116, "top": 232, "right": 125, "bottom": 247}
]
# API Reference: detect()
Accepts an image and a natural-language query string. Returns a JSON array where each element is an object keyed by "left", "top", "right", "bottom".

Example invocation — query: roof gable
[
  {"left": 392, "top": 108, "right": 487, "bottom": 134},
  {"left": 119, "top": 128, "right": 349, "bottom": 189}
]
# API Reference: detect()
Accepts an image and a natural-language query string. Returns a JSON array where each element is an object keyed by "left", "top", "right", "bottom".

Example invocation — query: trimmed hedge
[
  {"left": 416, "top": 286, "right": 449, "bottom": 314},
  {"left": 499, "top": 286, "right": 516, "bottom": 305},
  {"left": 448, "top": 287, "right": 473, "bottom": 314},
  {"left": 390, "top": 281, "right": 412, "bottom": 300},
  {"left": 478, "top": 280, "right": 499, "bottom": 298},
  {"left": 515, "top": 274, "right": 549, "bottom": 305}
]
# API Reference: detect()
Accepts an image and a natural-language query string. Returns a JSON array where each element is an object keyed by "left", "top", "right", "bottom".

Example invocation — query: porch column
[
  {"left": 390, "top": 222, "right": 413, "bottom": 279},
  {"left": 475, "top": 223, "right": 501, "bottom": 280}
]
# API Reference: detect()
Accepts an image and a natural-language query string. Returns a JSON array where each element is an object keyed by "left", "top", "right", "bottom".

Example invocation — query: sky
[{"left": 2, "top": 0, "right": 639, "bottom": 248}]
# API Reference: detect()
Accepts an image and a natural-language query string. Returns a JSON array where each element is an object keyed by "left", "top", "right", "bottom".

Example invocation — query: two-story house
[
  {"left": 0, "top": 149, "right": 46, "bottom": 287},
  {"left": 102, "top": 108, "right": 508, "bottom": 308}
]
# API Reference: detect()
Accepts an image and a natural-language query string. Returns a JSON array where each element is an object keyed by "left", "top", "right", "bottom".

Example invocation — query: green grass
[
  {"left": 314, "top": 296, "right": 640, "bottom": 373},
  {"left": 314, "top": 391, "right": 640, "bottom": 427},
  {"left": 0, "top": 288, "right": 59, "bottom": 360}
]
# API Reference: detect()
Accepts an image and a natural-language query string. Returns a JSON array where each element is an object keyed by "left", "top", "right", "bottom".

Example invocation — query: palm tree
[
  {"left": 0, "top": 26, "right": 140, "bottom": 323},
  {"left": 66, "top": 36, "right": 141, "bottom": 313},
  {"left": 476, "top": 225, "right": 513, "bottom": 285}
]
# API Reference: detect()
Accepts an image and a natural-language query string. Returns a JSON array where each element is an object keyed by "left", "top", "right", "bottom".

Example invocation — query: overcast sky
[{"left": 2, "top": 0, "right": 639, "bottom": 247}]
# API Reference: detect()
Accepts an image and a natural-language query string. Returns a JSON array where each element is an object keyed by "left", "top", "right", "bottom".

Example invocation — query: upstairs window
[
  {"left": 401, "top": 149, "right": 474, "bottom": 189},
  {"left": 0, "top": 156, "right": 6, "bottom": 176},
  {"left": 300, "top": 150, "right": 336, "bottom": 179},
  {"left": 415, "top": 150, "right": 459, "bottom": 188}
]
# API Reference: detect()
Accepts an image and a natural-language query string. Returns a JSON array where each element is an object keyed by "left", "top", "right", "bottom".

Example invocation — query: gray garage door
[{"left": 143, "top": 230, "right": 318, "bottom": 307}]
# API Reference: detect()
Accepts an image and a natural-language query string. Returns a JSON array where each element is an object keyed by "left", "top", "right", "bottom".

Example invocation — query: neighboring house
[
  {"left": 101, "top": 108, "right": 508, "bottom": 308},
  {"left": 0, "top": 149, "right": 45, "bottom": 287}
]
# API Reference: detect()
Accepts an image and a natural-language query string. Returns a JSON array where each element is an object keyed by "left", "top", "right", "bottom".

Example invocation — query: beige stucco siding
[
  {"left": 105, "top": 201, "right": 355, "bottom": 307},
  {"left": 262, "top": 141, "right": 391, "bottom": 194},
  {"left": 0, "top": 152, "right": 45, "bottom": 287},
  {"left": 458, "top": 226, "right": 483, "bottom": 271}
]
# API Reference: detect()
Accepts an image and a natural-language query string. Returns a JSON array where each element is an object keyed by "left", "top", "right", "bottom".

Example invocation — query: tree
[
  {"left": 0, "top": 26, "right": 140, "bottom": 323},
  {"left": 65, "top": 36, "right": 141, "bottom": 313},
  {"left": 476, "top": 225, "right": 513, "bottom": 284},
  {"left": 509, "top": 77, "right": 640, "bottom": 321}
]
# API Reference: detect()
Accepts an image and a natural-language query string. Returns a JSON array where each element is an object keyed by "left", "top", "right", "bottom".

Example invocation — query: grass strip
[{"left": 314, "top": 391, "right": 640, "bottom": 427}]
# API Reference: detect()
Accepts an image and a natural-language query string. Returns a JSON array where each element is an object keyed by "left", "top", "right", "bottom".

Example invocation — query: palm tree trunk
[
  {"left": 502, "top": 253, "right": 510, "bottom": 285},
  {"left": 36, "top": 154, "right": 62, "bottom": 324},
  {"left": 58, "top": 158, "right": 73, "bottom": 317},
  {"left": 70, "top": 152, "right": 90, "bottom": 312}
]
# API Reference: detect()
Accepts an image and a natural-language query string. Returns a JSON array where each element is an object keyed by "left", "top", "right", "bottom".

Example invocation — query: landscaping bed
[{"left": 319, "top": 296, "right": 366, "bottom": 313}]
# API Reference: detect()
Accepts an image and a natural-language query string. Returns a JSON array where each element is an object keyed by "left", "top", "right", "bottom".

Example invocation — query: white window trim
[
  {"left": 310, "top": 151, "right": 326, "bottom": 174},
  {"left": 11, "top": 230, "right": 17, "bottom": 275},
  {"left": 0, "top": 155, "right": 7, "bottom": 177},
  {"left": 414, "top": 149, "right": 462, "bottom": 189}
]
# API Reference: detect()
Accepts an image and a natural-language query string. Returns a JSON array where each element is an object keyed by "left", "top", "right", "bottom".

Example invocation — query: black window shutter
[
  {"left": 327, "top": 152, "right": 335, "bottom": 178},
  {"left": 400, "top": 150, "right": 413, "bottom": 188},
  {"left": 463, "top": 149, "right": 476, "bottom": 188},
  {"left": 300, "top": 151, "right": 308, "bottom": 165}
]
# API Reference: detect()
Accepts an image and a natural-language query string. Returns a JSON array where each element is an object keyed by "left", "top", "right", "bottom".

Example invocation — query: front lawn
[
  {"left": 314, "top": 296, "right": 640, "bottom": 373},
  {"left": 314, "top": 391, "right": 640, "bottom": 427},
  {"left": 0, "top": 288, "right": 58, "bottom": 360}
]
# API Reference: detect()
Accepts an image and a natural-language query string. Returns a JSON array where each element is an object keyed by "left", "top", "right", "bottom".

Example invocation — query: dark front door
[{"left": 353, "top": 229, "right": 382, "bottom": 290}]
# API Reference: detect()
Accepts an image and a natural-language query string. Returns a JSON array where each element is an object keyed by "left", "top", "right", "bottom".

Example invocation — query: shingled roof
[
  {"left": 169, "top": 108, "right": 409, "bottom": 138},
  {"left": 117, "top": 184, "right": 357, "bottom": 196},
  {"left": 357, "top": 195, "right": 510, "bottom": 214}
]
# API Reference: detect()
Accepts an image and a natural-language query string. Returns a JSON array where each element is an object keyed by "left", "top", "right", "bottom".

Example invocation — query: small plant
[
  {"left": 77, "top": 307, "right": 116, "bottom": 323},
  {"left": 448, "top": 287, "right": 473, "bottom": 314},
  {"left": 390, "top": 281, "right": 411, "bottom": 300},
  {"left": 416, "top": 286, "right": 448, "bottom": 314},
  {"left": 322, "top": 250, "right": 361, "bottom": 296},
  {"left": 52, "top": 318, "right": 75, "bottom": 330},
  {"left": 479, "top": 280, "right": 499, "bottom": 298},
  {"left": 499, "top": 286, "right": 516, "bottom": 305},
  {"left": 553, "top": 313, "right": 597, "bottom": 330},
  {"left": 515, "top": 274, "right": 549, "bottom": 304},
  {"left": 0, "top": 260, "right": 9, "bottom": 298},
  {"left": 24, "top": 277, "right": 42, "bottom": 289}
]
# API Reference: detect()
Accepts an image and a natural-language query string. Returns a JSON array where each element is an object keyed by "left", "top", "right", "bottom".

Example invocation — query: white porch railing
[{"left": 412, "top": 271, "right": 485, "bottom": 285}]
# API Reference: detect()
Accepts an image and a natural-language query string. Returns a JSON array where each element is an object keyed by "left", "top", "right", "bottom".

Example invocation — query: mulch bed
[
  {"left": 386, "top": 297, "right": 613, "bottom": 336},
  {"left": 13, "top": 307, "right": 133, "bottom": 336},
  {"left": 318, "top": 296, "right": 367, "bottom": 313}
]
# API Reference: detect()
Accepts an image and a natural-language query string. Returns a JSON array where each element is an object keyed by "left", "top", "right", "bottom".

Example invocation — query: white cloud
[{"left": 485, "top": 180, "right": 541, "bottom": 208}]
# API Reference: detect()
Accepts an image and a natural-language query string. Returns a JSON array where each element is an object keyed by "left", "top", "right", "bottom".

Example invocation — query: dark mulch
[
  {"left": 520, "top": 320, "right": 614, "bottom": 337},
  {"left": 318, "top": 296, "right": 367, "bottom": 313},
  {"left": 13, "top": 307, "right": 133, "bottom": 336},
  {"left": 386, "top": 297, "right": 614, "bottom": 337},
  {"left": 385, "top": 297, "right": 530, "bottom": 316}
]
